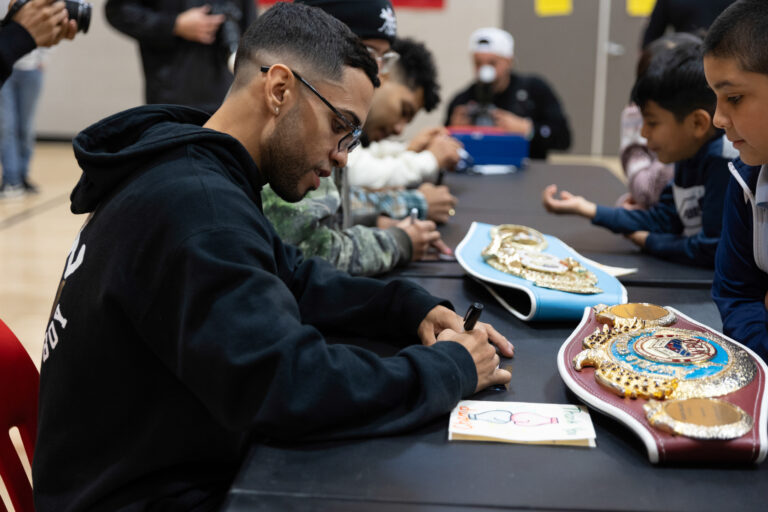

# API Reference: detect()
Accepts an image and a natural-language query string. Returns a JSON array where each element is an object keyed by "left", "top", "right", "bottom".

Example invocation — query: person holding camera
[
  {"left": 445, "top": 27, "right": 571, "bottom": 160},
  {"left": 105, "top": 0, "right": 256, "bottom": 113},
  {"left": 0, "top": 0, "right": 76, "bottom": 84},
  {"left": 1, "top": 0, "right": 78, "bottom": 197}
]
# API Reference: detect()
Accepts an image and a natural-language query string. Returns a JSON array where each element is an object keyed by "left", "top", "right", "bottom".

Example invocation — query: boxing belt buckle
[{"left": 557, "top": 303, "right": 768, "bottom": 464}]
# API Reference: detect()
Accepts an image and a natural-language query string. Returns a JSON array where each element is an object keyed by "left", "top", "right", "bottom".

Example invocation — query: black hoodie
[{"left": 32, "top": 105, "right": 477, "bottom": 511}]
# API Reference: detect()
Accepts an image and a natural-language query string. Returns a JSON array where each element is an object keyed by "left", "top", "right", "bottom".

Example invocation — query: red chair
[{"left": 0, "top": 319, "right": 38, "bottom": 512}]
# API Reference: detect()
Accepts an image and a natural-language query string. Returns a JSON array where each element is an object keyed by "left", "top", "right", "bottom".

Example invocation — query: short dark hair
[
  {"left": 636, "top": 32, "right": 702, "bottom": 80},
  {"left": 703, "top": 0, "right": 768, "bottom": 75},
  {"left": 390, "top": 38, "right": 440, "bottom": 112},
  {"left": 631, "top": 40, "right": 715, "bottom": 121},
  {"left": 233, "top": 2, "right": 379, "bottom": 89}
]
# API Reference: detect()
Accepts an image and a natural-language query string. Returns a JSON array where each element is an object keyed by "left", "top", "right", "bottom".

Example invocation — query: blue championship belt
[
  {"left": 456, "top": 222, "right": 627, "bottom": 321},
  {"left": 558, "top": 304, "right": 768, "bottom": 464}
]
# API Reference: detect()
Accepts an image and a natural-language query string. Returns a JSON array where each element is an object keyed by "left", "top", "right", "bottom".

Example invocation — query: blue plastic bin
[{"left": 450, "top": 130, "right": 529, "bottom": 167}]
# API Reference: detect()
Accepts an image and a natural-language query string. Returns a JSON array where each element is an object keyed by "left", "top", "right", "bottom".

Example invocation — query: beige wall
[
  {"left": 36, "top": 0, "right": 144, "bottom": 137},
  {"left": 35, "top": 0, "right": 504, "bottom": 139},
  {"left": 396, "top": 0, "right": 503, "bottom": 140}
]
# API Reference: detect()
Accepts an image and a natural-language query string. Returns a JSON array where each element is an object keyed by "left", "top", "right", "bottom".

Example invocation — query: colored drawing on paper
[
  {"left": 449, "top": 401, "right": 596, "bottom": 444},
  {"left": 468, "top": 409, "right": 559, "bottom": 427},
  {"left": 535, "top": 0, "right": 572, "bottom": 17}
]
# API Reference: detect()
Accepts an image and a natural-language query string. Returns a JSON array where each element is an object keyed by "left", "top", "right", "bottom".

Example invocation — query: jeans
[{"left": 0, "top": 68, "right": 43, "bottom": 187}]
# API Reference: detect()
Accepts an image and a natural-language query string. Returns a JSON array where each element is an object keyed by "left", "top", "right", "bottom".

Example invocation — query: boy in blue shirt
[
  {"left": 703, "top": 0, "right": 768, "bottom": 361},
  {"left": 542, "top": 40, "right": 736, "bottom": 268}
]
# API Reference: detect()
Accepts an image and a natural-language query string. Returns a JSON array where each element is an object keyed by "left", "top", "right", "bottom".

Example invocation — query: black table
[
  {"left": 223, "top": 279, "right": 764, "bottom": 512},
  {"left": 425, "top": 163, "right": 713, "bottom": 287},
  {"left": 444, "top": 162, "right": 626, "bottom": 215},
  {"left": 223, "top": 163, "right": 746, "bottom": 512},
  {"left": 395, "top": 253, "right": 714, "bottom": 288}
]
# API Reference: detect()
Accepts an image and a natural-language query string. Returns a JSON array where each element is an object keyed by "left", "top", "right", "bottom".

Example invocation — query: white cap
[{"left": 469, "top": 27, "right": 514, "bottom": 58}]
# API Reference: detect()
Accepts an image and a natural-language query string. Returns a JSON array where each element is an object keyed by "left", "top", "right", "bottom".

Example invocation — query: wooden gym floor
[
  {"left": 1, "top": 143, "right": 84, "bottom": 367},
  {"left": 0, "top": 142, "right": 83, "bottom": 510}
]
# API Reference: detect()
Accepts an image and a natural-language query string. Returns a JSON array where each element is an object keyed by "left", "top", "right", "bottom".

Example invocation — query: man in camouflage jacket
[{"left": 263, "top": 36, "right": 458, "bottom": 275}]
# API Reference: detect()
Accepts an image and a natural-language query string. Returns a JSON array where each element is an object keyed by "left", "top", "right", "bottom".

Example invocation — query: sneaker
[
  {"left": 22, "top": 179, "right": 39, "bottom": 194},
  {"left": 0, "top": 183, "right": 26, "bottom": 199}
]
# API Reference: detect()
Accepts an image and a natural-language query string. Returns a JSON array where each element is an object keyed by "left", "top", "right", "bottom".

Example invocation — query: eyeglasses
[
  {"left": 260, "top": 65, "right": 362, "bottom": 154},
  {"left": 366, "top": 46, "right": 400, "bottom": 74}
]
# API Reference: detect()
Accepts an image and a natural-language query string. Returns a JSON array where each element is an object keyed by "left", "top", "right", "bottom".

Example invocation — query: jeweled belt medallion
[
  {"left": 594, "top": 303, "right": 676, "bottom": 327},
  {"left": 572, "top": 303, "right": 757, "bottom": 440},
  {"left": 482, "top": 224, "right": 602, "bottom": 294}
]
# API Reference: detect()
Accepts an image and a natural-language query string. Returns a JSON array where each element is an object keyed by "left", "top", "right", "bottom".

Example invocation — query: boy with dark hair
[
  {"left": 32, "top": 3, "right": 513, "bottom": 510},
  {"left": 615, "top": 33, "right": 702, "bottom": 211},
  {"left": 542, "top": 40, "right": 736, "bottom": 268},
  {"left": 703, "top": 0, "right": 768, "bottom": 361}
]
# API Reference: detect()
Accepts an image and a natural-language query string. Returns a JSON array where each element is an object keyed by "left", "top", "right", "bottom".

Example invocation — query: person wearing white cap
[{"left": 445, "top": 27, "right": 571, "bottom": 159}]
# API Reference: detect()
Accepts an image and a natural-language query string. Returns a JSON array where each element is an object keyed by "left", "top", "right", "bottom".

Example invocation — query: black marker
[
  {"left": 465, "top": 302, "right": 505, "bottom": 391},
  {"left": 463, "top": 302, "right": 484, "bottom": 331}
]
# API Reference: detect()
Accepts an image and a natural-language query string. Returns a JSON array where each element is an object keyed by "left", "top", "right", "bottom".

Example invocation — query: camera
[
  {"left": 467, "top": 101, "right": 496, "bottom": 127},
  {"left": 210, "top": 1, "right": 242, "bottom": 70},
  {"left": 468, "top": 64, "right": 497, "bottom": 126},
  {"left": 64, "top": 0, "right": 92, "bottom": 33},
  {"left": 2, "top": 0, "right": 90, "bottom": 33}
]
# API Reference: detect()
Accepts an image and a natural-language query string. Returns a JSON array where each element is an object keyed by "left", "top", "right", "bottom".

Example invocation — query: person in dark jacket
[
  {"left": 105, "top": 0, "right": 256, "bottom": 113},
  {"left": 703, "top": 0, "right": 768, "bottom": 361},
  {"left": 710, "top": 159, "right": 768, "bottom": 361},
  {"left": 542, "top": 40, "right": 735, "bottom": 268},
  {"left": 32, "top": 4, "right": 514, "bottom": 511},
  {"left": 0, "top": 0, "right": 76, "bottom": 84},
  {"left": 445, "top": 27, "right": 571, "bottom": 160},
  {"left": 642, "top": 0, "right": 734, "bottom": 48}
]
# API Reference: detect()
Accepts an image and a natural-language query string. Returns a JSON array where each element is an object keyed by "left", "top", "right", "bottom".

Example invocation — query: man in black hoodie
[{"left": 33, "top": 3, "right": 513, "bottom": 511}]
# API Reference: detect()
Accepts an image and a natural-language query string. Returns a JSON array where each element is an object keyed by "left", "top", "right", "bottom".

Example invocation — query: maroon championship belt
[{"left": 557, "top": 303, "right": 768, "bottom": 464}]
